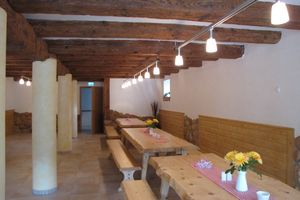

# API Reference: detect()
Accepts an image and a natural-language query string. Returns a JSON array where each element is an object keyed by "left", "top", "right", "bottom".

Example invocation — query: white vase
[
  {"left": 236, "top": 171, "right": 248, "bottom": 192},
  {"left": 149, "top": 128, "right": 155, "bottom": 135}
]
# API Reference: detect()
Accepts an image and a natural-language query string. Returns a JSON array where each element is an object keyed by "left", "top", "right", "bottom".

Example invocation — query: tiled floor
[{"left": 5, "top": 133, "right": 180, "bottom": 200}]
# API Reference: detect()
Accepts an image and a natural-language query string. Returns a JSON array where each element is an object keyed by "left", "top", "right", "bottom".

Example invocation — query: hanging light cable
[
  {"left": 153, "top": 60, "right": 160, "bottom": 75},
  {"left": 175, "top": 48, "right": 184, "bottom": 66},
  {"left": 271, "top": 0, "right": 289, "bottom": 25},
  {"left": 206, "top": 28, "right": 218, "bottom": 53}
]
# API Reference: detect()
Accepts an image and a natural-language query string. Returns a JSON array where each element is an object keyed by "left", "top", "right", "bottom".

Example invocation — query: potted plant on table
[{"left": 224, "top": 151, "right": 263, "bottom": 192}]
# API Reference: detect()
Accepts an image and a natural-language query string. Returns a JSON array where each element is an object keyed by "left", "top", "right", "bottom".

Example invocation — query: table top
[
  {"left": 149, "top": 153, "right": 300, "bottom": 200},
  {"left": 121, "top": 128, "right": 195, "bottom": 153},
  {"left": 116, "top": 118, "right": 147, "bottom": 128}
]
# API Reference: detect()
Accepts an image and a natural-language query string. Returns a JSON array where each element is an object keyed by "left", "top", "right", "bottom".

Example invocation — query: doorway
[{"left": 80, "top": 86, "right": 104, "bottom": 134}]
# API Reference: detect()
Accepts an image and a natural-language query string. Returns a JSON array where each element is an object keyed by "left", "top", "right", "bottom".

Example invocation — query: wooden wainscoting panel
[
  {"left": 5, "top": 110, "right": 14, "bottom": 135},
  {"left": 198, "top": 115, "right": 295, "bottom": 186},
  {"left": 159, "top": 110, "right": 184, "bottom": 138}
]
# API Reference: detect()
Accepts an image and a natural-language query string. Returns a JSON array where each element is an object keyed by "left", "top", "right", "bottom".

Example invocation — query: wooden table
[
  {"left": 149, "top": 153, "right": 300, "bottom": 200},
  {"left": 116, "top": 118, "right": 147, "bottom": 128},
  {"left": 121, "top": 128, "right": 195, "bottom": 180}
]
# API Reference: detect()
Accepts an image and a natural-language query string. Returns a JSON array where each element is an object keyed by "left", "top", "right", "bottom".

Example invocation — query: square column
[{"left": 72, "top": 80, "right": 78, "bottom": 138}]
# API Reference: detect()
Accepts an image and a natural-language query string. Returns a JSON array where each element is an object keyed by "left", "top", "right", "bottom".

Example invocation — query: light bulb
[
  {"left": 132, "top": 77, "right": 137, "bottom": 84},
  {"left": 175, "top": 50, "right": 183, "bottom": 66},
  {"left": 138, "top": 74, "right": 143, "bottom": 82},
  {"left": 153, "top": 62, "right": 160, "bottom": 75},
  {"left": 271, "top": 1, "right": 289, "bottom": 25},
  {"left": 144, "top": 70, "right": 150, "bottom": 79},
  {"left": 26, "top": 80, "right": 31, "bottom": 86},
  {"left": 19, "top": 78, "right": 25, "bottom": 85}
]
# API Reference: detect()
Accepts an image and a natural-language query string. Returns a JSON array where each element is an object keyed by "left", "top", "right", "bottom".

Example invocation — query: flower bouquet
[
  {"left": 224, "top": 151, "right": 263, "bottom": 192},
  {"left": 145, "top": 119, "right": 160, "bottom": 138}
]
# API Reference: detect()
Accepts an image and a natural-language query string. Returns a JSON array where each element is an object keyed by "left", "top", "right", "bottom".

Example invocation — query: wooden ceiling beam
[
  {"left": 46, "top": 40, "right": 244, "bottom": 59},
  {"left": 0, "top": 0, "right": 49, "bottom": 60},
  {"left": 29, "top": 20, "right": 281, "bottom": 44},
  {"left": 8, "top": 0, "right": 300, "bottom": 30}
]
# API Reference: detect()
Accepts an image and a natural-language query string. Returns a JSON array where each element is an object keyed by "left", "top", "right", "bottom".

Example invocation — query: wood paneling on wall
[
  {"left": 159, "top": 110, "right": 184, "bottom": 138},
  {"left": 198, "top": 115, "right": 295, "bottom": 186},
  {"left": 5, "top": 110, "right": 14, "bottom": 135}
]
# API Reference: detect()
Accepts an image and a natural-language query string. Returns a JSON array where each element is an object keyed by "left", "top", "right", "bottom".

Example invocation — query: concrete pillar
[
  {"left": 0, "top": 8, "right": 6, "bottom": 200},
  {"left": 58, "top": 74, "right": 72, "bottom": 152},
  {"left": 32, "top": 58, "right": 57, "bottom": 195},
  {"left": 72, "top": 80, "right": 78, "bottom": 138}
]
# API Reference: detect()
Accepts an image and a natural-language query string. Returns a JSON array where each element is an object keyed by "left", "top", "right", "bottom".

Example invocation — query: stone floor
[{"left": 5, "top": 133, "right": 180, "bottom": 200}]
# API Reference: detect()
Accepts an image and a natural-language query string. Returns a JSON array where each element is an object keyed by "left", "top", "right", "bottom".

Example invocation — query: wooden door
[{"left": 91, "top": 87, "right": 104, "bottom": 134}]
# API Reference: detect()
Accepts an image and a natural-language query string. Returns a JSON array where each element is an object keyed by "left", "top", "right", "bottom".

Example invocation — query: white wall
[
  {"left": 162, "top": 30, "right": 300, "bottom": 136},
  {"left": 6, "top": 77, "right": 32, "bottom": 113},
  {"left": 110, "top": 79, "right": 162, "bottom": 116}
]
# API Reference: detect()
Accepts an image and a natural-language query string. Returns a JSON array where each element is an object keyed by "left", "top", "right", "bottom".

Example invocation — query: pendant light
[
  {"left": 132, "top": 76, "right": 137, "bottom": 85},
  {"left": 19, "top": 78, "right": 25, "bottom": 85},
  {"left": 153, "top": 61, "right": 160, "bottom": 75},
  {"left": 26, "top": 80, "right": 31, "bottom": 87},
  {"left": 175, "top": 48, "right": 184, "bottom": 66},
  {"left": 206, "top": 28, "right": 217, "bottom": 53},
  {"left": 138, "top": 73, "right": 143, "bottom": 82},
  {"left": 271, "top": 0, "right": 289, "bottom": 25},
  {"left": 144, "top": 68, "right": 150, "bottom": 79}
]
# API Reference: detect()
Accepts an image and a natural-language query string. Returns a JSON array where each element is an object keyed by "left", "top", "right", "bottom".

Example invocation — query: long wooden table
[
  {"left": 149, "top": 153, "right": 300, "bottom": 200},
  {"left": 116, "top": 118, "right": 147, "bottom": 128},
  {"left": 121, "top": 128, "right": 196, "bottom": 180}
]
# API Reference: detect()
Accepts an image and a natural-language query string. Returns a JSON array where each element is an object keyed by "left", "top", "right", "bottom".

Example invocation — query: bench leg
[
  {"left": 141, "top": 152, "right": 150, "bottom": 180},
  {"left": 160, "top": 177, "right": 170, "bottom": 200},
  {"left": 176, "top": 148, "right": 187, "bottom": 156},
  {"left": 118, "top": 170, "right": 136, "bottom": 192}
]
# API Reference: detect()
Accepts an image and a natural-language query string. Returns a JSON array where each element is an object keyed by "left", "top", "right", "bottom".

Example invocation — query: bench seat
[
  {"left": 105, "top": 125, "right": 121, "bottom": 139},
  {"left": 122, "top": 180, "right": 157, "bottom": 200},
  {"left": 107, "top": 139, "right": 141, "bottom": 181}
]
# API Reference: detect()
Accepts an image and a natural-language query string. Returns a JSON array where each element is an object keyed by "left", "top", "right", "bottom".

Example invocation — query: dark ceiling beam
[
  {"left": 46, "top": 40, "right": 244, "bottom": 59},
  {"left": 29, "top": 20, "right": 281, "bottom": 44},
  {"left": 0, "top": 0, "right": 49, "bottom": 60},
  {"left": 8, "top": 0, "right": 300, "bottom": 30}
]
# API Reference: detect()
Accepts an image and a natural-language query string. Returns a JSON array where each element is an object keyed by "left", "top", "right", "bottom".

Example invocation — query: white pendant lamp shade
[
  {"left": 132, "top": 77, "right": 137, "bottom": 84},
  {"left": 206, "top": 28, "right": 218, "bottom": 53},
  {"left": 138, "top": 74, "right": 143, "bottom": 82},
  {"left": 175, "top": 50, "right": 184, "bottom": 67},
  {"left": 153, "top": 62, "right": 160, "bottom": 75},
  {"left": 26, "top": 80, "right": 31, "bottom": 86},
  {"left": 127, "top": 80, "right": 131, "bottom": 87},
  {"left": 144, "top": 69, "right": 150, "bottom": 79},
  {"left": 271, "top": 1, "right": 289, "bottom": 25},
  {"left": 19, "top": 78, "right": 25, "bottom": 85}
]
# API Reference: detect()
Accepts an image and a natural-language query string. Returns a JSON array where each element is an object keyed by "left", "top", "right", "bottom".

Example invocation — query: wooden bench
[
  {"left": 107, "top": 139, "right": 141, "bottom": 182},
  {"left": 122, "top": 180, "right": 157, "bottom": 200},
  {"left": 105, "top": 125, "right": 121, "bottom": 139}
]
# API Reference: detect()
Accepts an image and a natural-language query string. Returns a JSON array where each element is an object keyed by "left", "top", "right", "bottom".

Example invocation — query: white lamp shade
[
  {"left": 132, "top": 78, "right": 137, "bottom": 84},
  {"left": 153, "top": 66, "right": 160, "bottom": 75},
  {"left": 19, "top": 78, "right": 25, "bottom": 85},
  {"left": 175, "top": 55, "right": 183, "bottom": 66},
  {"left": 121, "top": 83, "right": 126, "bottom": 89},
  {"left": 26, "top": 80, "right": 31, "bottom": 86},
  {"left": 138, "top": 74, "right": 143, "bottom": 82},
  {"left": 206, "top": 37, "right": 218, "bottom": 53},
  {"left": 127, "top": 81, "right": 132, "bottom": 87},
  {"left": 271, "top": 1, "right": 289, "bottom": 25},
  {"left": 144, "top": 71, "right": 150, "bottom": 79}
]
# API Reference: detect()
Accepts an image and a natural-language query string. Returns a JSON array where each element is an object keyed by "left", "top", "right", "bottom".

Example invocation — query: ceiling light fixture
[
  {"left": 206, "top": 28, "right": 218, "bottom": 53},
  {"left": 138, "top": 73, "right": 144, "bottom": 82},
  {"left": 132, "top": 76, "right": 137, "bottom": 85},
  {"left": 271, "top": 0, "right": 289, "bottom": 25},
  {"left": 144, "top": 68, "right": 150, "bottom": 79},
  {"left": 26, "top": 80, "right": 31, "bottom": 87},
  {"left": 19, "top": 78, "right": 25, "bottom": 85},
  {"left": 175, "top": 48, "right": 184, "bottom": 67},
  {"left": 153, "top": 61, "right": 160, "bottom": 75}
]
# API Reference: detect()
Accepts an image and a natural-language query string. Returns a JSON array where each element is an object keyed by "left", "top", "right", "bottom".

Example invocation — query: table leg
[
  {"left": 141, "top": 152, "right": 150, "bottom": 180},
  {"left": 160, "top": 177, "right": 170, "bottom": 200},
  {"left": 181, "top": 148, "right": 187, "bottom": 156}
]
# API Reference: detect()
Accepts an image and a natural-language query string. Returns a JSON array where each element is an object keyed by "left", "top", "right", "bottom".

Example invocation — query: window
[{"left": 163, "top": 79, "right": 170, "bottom": 101}]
